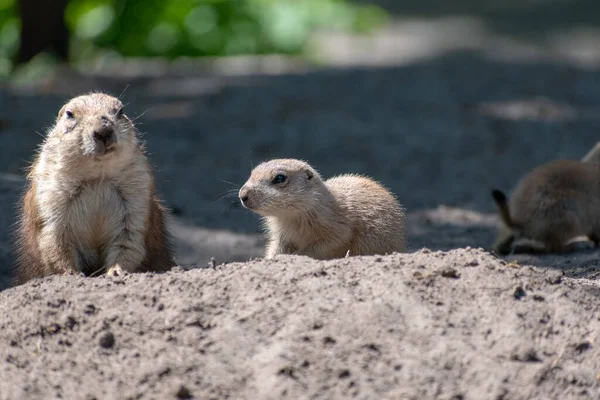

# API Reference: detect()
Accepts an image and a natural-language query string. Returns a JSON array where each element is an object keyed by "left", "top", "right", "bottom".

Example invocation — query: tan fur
[
  {"left": 13, "top": 92, "right": 174, "bottom": 285},
  {"left": 238, "top": 159, "right": 407, "bottom": 260},
  {"left": 491, "top": 153, "right": 600, "bottom": 255}
]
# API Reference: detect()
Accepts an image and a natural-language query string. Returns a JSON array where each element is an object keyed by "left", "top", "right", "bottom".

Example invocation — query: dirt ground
[
  {"left": 1, "top": 249, "right": 599, "bottom": 400},
  {"left": 2, "top": 2, "right": 600, "bottom": 399}
]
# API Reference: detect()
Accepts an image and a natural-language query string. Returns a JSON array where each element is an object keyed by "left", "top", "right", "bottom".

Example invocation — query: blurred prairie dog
[
  {"left": 14, "top": 92, "right": 174, "bottom": 285},
  {"left": 238, "top": 158, "right": 407, "bottom": 260},
  {"left": 491, "top": 145, "right": 600, "bottom": 255}
]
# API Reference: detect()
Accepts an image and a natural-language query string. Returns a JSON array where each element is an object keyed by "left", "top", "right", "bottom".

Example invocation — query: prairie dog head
[
  {"left": 238, "top": 159, "right": 324, "bottom": 217},
  {"left": 41, "top": 93, "right": 138, "bottom": 171}
]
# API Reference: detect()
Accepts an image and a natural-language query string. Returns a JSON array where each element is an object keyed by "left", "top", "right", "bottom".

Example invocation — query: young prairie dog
[
  {"left": 13, "top": 92, "right": 174, "bottom": 285},
  {"left": 491, "top": 146, "right": 600, "bottom": 255},
  {"left": 238, "top": 159, "right": 407, "bottom": 260}
]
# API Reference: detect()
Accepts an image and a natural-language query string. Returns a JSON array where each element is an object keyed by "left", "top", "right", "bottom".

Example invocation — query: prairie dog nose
[{"left": 93, "top": 125, "right": 115, "bottom": 145}]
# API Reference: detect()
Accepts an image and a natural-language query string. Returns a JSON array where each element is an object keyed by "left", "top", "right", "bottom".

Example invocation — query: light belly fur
[{"left": 65, "top": 181, "right": 127, "bottom": 270}]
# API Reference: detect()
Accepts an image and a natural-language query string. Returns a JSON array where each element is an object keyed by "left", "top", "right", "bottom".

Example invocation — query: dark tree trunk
[{"left": 17, "top": 0, "right": 69, "bottom": 64}]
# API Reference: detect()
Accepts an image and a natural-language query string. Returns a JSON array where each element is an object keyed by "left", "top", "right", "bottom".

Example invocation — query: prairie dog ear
[
  {"left": 57, "top": 104, "right": 67, "bottom": 120},
  {"left": 306, "top": 169, "right": 314, "bottom": 180}
]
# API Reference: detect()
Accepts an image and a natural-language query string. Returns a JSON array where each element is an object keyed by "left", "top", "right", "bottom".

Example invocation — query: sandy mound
[{"left": 1, "top": 249, "right": 598, "bottom": 400}]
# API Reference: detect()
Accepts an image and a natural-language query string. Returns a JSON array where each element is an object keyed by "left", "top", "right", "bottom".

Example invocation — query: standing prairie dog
[
  {"left": 238, "top": 159, "right": 407, "bottom": 260},
  {"left": 491, "top": 145, "right": 600, "bottom": 255},
  {"left": 13, "top": 92, "right": 174, "bottom": 285}
]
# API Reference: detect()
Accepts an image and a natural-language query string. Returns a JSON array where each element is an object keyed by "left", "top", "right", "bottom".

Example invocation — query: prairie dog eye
[
  {"left": 272, "top": 174, "right": 287, "bottom": 184},
  {"left": 65, "top": 109, "right": 74, "bottom": 119}
]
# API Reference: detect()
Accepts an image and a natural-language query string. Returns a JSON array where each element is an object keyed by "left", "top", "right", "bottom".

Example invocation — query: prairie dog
[
  {"left": 238, "top": 159, "right": 407, "bottom": 260},
  {"left": 13, "top": 92, "right": 174, "bottom": 285},
  {"left": 491, "top": 147, "right": 600, "bottom": 255}
]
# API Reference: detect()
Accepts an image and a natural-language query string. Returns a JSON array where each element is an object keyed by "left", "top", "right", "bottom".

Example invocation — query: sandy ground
[
  {"left": 1, "top": 250, "right": 599, "bottom": 400},
  {"left": 2, "top": 2, "right": 600, "bottom": 398}
]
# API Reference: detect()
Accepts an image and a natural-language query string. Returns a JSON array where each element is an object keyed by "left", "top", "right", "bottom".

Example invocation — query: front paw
[{"left": 106, "top": 264, "right": 128, "bottom": 278}]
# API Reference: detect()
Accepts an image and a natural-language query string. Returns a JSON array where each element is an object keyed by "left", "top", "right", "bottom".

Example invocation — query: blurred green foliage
[
  {"left": 0, "top": 0, "right": 18, "bottom": 75},
  {"left": 0, "top": 0, "right": 387, "bottom": 76}
]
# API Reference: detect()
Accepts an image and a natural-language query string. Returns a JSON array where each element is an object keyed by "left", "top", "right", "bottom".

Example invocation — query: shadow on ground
[{"left": 2, "top": 49, "right": 600, "bottom": 289}]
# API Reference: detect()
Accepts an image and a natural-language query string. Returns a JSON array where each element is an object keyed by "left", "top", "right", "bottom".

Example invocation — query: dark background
[{"left": 2, "top": 0, "right": 600, "bottom": 289}]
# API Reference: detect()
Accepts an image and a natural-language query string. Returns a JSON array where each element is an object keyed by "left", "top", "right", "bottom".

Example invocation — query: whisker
[
  {"left": 214, "top": 189, "right": 239, "bottom": 203},
  {"left": 131, "top": 109, "right": 149, "bottom": 122},
  {"left": 218, "top": 178, "right": 240, "bottom": 188},
  {"left": 221, "top": 201, "right": 237, "bottom": 213},
  {"left": 136, "top": 129, "right": 148, "bottom": 139},
  {"left": 118, "top": 84, "right": 130, "bottom": 100}
]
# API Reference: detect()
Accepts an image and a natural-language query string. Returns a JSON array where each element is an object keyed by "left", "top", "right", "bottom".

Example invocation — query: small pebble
[
  {"left": 45, "top": 323, "right": 61, "bottom": 335},
  {"left": 84, "top": 304, "right": 96, "bottom": 315},
  {"left": 440, "top": 268, "right": 460, "bottom": 279},
  {"left": 323, "top": 336, "right": 337, "bottom": 345},
  {"left": 175, "top": 385, "right": 193, "bottom": 399},
  {"left": 545, "top": 272, "right": 563, "bottom": 285},
  {"left": 208, "top": 257, "right": 216, "bottom": 269},
  {"left": 338, "top": 370, "right": 351, "bottom": 379},
  {"left": 511, "top": 346, "right": 541, "bottom": 362},
  {"left": 99, "top": 332, "right": 115, "bottom": 349},
  {"left": 513, "top": 286, "right": 526, "bottom": 300},
  {"left": 575, "top": 341, "right": 592, "bottom": 354},
  {"left": 63, "top": 315, "right": 77, "bottom": 330}
]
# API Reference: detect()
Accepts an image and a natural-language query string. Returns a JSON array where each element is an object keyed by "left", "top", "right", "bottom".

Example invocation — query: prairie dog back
[{"left": 326, "top": 174, "right": 406, "bottom": 254}]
